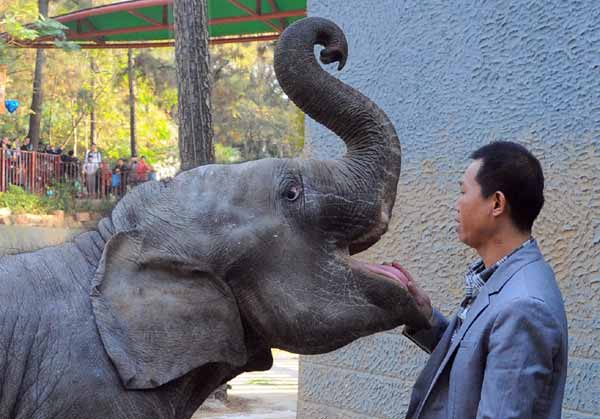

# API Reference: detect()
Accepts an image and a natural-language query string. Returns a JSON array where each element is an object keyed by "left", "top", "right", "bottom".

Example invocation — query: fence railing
[
  {"left": 0, "top": 149, "right": 140, "bottom": 199},
  {"left": 1, "top": 149, "right": 62, "bottom": 194}
]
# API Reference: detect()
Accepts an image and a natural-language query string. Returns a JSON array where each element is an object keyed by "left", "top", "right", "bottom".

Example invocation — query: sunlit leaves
[
  {"left": 2, "top": 14, "right": 39, "bottom": 40},
  {"left": 0, "top": 0, "right": 303, "bottom": 170},
  {"left": 31, "top": 15, "right": 68, "bottom": 38}
]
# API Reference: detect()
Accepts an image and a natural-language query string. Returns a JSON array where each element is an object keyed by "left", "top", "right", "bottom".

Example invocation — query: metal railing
[
  {"left": 1, "top": 149, "right": 61, "bottom": 194},
  {"left": 0, "top": 149, "right": 140, "bottom": 199}
]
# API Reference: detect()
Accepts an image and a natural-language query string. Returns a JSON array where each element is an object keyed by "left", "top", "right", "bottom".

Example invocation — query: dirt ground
[{"left": 193, "top": 350, "right": 298, "bottom": 419}]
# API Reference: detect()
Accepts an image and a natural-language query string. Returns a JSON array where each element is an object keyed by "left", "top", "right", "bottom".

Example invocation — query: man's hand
[{"left": 390, "top": 262, "right": 434, "bottom": 324}]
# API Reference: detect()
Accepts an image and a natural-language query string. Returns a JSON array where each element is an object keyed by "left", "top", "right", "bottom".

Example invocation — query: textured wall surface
[{"left": 299, "top": 1, "right": 600, "bottom": 418}]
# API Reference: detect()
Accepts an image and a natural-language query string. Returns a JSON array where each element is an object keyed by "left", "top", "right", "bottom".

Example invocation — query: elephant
[{"left": 0, "top": 17, "right": 427, "bottom": 419}]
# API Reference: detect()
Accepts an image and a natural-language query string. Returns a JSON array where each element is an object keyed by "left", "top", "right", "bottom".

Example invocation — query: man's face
[{"left": 456, "top": 160, "right": 496, "bottom": 249}]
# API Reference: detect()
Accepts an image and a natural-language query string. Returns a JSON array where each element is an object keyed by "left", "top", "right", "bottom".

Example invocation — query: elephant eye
[{"left": 285, "top": 185, "right": 302, "bottom": 201}]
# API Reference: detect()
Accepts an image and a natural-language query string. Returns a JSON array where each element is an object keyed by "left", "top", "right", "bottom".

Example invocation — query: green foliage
[
  {"left": 1, "top": 13, "right": 39, "bottom": 40},
  {"left": 52, "top": 39, "right": 80, "bottom": 52},
  {"left": 0, "top": 185, "right": 53, "bottom": 214},
  {"left": 1, "top": 0, "right": 304, "bottom": 171},
  {"left": 211, "top": 42, "right": 304, "bottom": 161},
  {"left": 215, "top": 143, "right": 241, "bottom": 163},
  {"left": 46, "top": 178, "right": 77, "bottom": 213},
  {"left": 0, "top": 4, "right": 77, "bottom": 54},
  {"left": 0, "top": 183, "right": 117, "bottom": 215}
]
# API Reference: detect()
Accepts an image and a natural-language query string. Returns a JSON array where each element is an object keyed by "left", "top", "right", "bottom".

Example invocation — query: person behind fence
[
  {"left": 12, "top": 139, "right": 22, "bottom": 154},
  {"left": 82, "top": 155, "right": 99, "bottom": 198},
  {"left": 8, "top": 142, "right": 23, "bottom": 186},
  {"left": 62, "top": 150, "right": 79, "bottom": 180},
  {"left": 112, "top": 158, "right": 128, "bottom": 196},
  {"left": 136, "top": 155, "right": 151, "bottom": 182},
  {"left": 390, "top": 141, "right": 567, "bottom": 419},
  {"left": 1, "top": 137, "right": 11, "bottom": 158},
  {"left": 21, "top": 137, "right": 33, "bottom": 151},
  {"left": 99, "top": 160, "right": 113, "bottom": 197},
  {"left": 84, "top": 143, "right": 102, "bottom": 164},
  {"left": 128, "top": 156, "right": 139, "bottom": 186}
]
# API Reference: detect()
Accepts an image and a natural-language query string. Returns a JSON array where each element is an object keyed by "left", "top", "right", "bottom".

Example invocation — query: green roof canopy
[{"left": 10, "top": 0, "right": 306, "bottom": 48}]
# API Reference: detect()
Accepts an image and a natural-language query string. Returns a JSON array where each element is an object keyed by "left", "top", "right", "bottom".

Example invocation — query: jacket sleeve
[
  {"left": 402, "top": 308, "right": 450, "bottom": 354},
  {"left": 476, "top": 297, "right": 562, "bottom": 419}
]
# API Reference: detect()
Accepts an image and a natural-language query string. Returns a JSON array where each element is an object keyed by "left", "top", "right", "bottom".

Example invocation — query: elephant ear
[{"left": 91, "top": 231, "right": 247, "bottom": 389}]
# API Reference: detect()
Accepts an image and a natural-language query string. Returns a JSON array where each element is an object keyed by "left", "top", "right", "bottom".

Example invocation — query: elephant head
[{"left": 91, "top": 17, "right": 428, "bottom": 390}]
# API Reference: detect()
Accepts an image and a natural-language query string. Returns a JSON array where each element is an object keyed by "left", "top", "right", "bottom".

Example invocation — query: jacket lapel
[
  {"left": 484, "top": 242, "right": 542, "bottom": 297},
  {"left": 407, "top": 316, "right": 458, "bottom": 419},
  {"left": 415, "top": 292, "right": 489, "bottom": 418}
]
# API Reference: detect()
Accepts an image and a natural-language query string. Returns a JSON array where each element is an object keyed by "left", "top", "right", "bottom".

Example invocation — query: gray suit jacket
[{"left": 404, "top": 242, "right": 568, "bottom": 419}]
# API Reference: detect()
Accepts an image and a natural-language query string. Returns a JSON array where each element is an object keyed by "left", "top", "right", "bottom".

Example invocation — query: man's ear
[
  {"left": 91, "top": 231, "right": 247, "bottom": 389},
  {"left": 492, "top": 191, "right": 507, "bottom": 217}
]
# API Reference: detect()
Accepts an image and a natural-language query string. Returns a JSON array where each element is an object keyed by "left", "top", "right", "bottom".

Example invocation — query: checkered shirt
[{"left": 454, "top": 238, "right": 535, "bottom": 337}]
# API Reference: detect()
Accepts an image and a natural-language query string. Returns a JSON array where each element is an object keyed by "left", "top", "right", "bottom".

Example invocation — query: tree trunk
[
  {"left": 90, "top": 56, "right": 97, "bottom": 146},
  {"left": 174, "top": 0, "right": 214, "bottom": 171},
  {"left": 128, "top": 49, "right": 138, "bottom": 157},
  {"left": 27, "top": 0, "right": 49, "bottom": 150}
]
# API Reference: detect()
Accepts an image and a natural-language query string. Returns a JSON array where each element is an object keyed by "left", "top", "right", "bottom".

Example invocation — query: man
[
  {"left": 82, "top": 155, "right": 99, "bottom": 198},
  {"left": 393, "top": 141, "right": 568, "bottom": 419},
  {"left": 84, "top": 143, "right": 102, "bottom": 164},
  {"left": 62, "top": 150, "right": 79, "bottom": 180},
  {"left": 112, "top": 158, "right": 129, "bottom": 196},
  {"left": 135, "top": 155, "right": 151, "bottom": 182},
  {"left": 20, "top": 137, "right": 33, "bottom": 151}
]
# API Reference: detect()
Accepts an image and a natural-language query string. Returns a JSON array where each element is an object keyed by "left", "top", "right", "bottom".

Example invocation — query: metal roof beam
[
  {"left": 128, "top": 10, "right": 163, "bottom": 26},
  {"left": 226, "top": 0, "right": 282, "bottom": 33},
  {"left": 16, "top": 33, "right": 281, "bottom": 49},
  {"left": 266, "top": 0, "right": 286, "bottom": 30}
]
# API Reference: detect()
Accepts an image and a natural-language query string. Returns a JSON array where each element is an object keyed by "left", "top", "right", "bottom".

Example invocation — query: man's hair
[{"left": 470, "top": 141, "right": 544, "bottom": 232}]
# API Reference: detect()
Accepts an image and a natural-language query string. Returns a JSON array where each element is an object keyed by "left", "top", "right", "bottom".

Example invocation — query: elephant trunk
[{"left": 274, "top": 17, "right": 401, "bottom": 253}]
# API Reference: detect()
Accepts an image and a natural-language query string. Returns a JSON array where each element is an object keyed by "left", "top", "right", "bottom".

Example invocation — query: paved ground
[
  {"left": 194, "top": 350, "right": 298, "bottom": 419},
  {"left": 0, "top": 225, "right": 81, "bottom": 256}
]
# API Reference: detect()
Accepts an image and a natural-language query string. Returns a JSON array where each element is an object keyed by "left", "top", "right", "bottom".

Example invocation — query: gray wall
[{"left": 298, "top": 1, "right": 599, "bottom": 418}]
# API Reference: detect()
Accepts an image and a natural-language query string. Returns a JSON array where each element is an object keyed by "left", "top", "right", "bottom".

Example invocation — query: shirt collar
[{"left": 469, "top": 237, "right": 535, "bottom": 278}]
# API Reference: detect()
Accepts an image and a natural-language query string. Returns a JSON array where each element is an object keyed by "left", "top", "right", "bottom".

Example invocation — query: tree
[
  {"left": 89, "top": 55, "right": 97, "bottom": 146},
  {"left": 27, "top": 0, "right": 48, "bottom": 149},
  {"left": 127, "top": 48, "right": 137, "bottom": 157},
  {"left": 174, "top": 0, "right": 214, "bottom": 171}
]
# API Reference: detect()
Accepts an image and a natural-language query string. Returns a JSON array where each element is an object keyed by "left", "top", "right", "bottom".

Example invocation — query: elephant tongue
[{"left": 363, "top": 263, "right": 409, "bottom": 290}]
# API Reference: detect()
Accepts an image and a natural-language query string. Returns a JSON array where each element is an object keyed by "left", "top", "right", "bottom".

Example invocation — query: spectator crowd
[{"left": 1, "top": 136, "right": 156, "bottom": 198}]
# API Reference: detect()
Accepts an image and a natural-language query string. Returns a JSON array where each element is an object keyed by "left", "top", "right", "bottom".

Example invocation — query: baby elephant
[{"left": 0, "top": 17, "right": 425, "bottom": 419}]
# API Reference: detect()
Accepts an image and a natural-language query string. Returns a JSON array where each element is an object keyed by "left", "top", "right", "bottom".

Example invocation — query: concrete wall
[{"left": 298, "top": 1, "right": 599, "bottom": 418}]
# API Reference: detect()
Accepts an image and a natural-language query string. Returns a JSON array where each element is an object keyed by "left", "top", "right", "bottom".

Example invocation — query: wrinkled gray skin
[{"left": 0, "top": 17, "right": 427, "bottom": 419}]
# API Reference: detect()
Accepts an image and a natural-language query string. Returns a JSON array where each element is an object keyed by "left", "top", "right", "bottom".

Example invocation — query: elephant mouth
[
  {"left": 350, "top": 259, "right": 409, "bottom": 290},
  {"left": 348, "top": 215, "right": 389, "bottom": 255}
]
